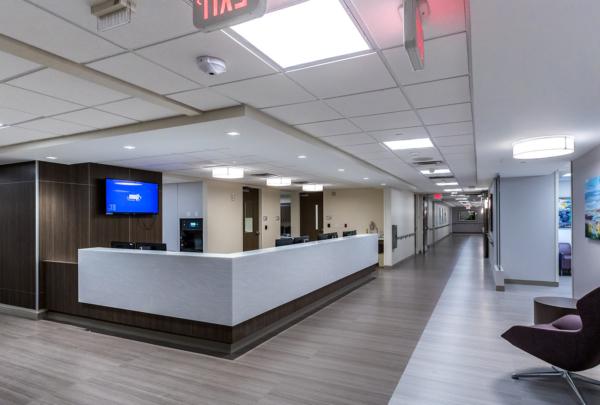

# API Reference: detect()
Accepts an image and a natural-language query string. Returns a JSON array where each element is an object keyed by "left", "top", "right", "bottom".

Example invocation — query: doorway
[
  {"left": 423, "top": 198, "right": 429, "bottom": 253},
  {"left": 243, "top": 187, "right": 260, "bottom": 251},
  {"left": 280, "top": 193, "right": 292, "bottom": 236},
  {"left": 300, "top": 192, "right": 323, "bottom": 241}
]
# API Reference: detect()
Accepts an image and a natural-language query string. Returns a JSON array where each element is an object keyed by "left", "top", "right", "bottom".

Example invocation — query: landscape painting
[
  {"left": 559, "top": 198, "right": 572, "bottom": 229},
  {"left": 585, "top": 176, "right": 600, "bottom": 239}
]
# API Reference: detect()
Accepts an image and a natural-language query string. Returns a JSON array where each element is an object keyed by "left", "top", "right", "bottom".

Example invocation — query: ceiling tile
[
  {"left": 418, "top": 103, "right": 472, "bottom": 125},
  {"left": 0, "top": 51, "right": 40, "bottom": 81},
  {"left": 53, "top": 109, "right": 136, "bottom": 129},
  {"left": 341, "top": 143, "right": 388, "bottom": 155},
  {"left": 88, "top": 53, "right": 200, "bottom": 95},
  {"left": 167, "top": 88, "right": 239, "bottom": 111},
  {"left": 212, "top": 74, "right": 315, "bottom": 108},
  {"left": 432, "top": 134, "right": 473, "bottom": 147},
  {"left": 351, "top": 110, "right": 421, "bottom": 131},
  {"left": 17, "top": 118, "right": 94, "bottom": 135},
  {"left": 439, "top": 144, "right": 475, "bottom": 155},
  {"left": 383, "top": 33, "right": 469, "bottom": 85},
  {"left": 296, "top": 119, "right": 360, "bottom": 137},
  {"left": 96, "top": 98, "right": 178, "bottom": 121},
  {"left": 324, "top": 88, "right": 410, "bottom": 117},
  {"left": 403, "top": 76, "right": 471, "bottom": 108},
  {"left": 136, "top": 30, "right": 276, "bottom": 87},
  {"left": 321, "top": 133, "right": 376, "bottom": 147},
  {"left": 350, "top": 0, "right": 466, "bottom": 49},
  {"left": 0, "top": 126, "right": 57, "bottom": 147},
  {"left": 0, "top": 0, "right": 123, "bottom": 63},
  {"left": 287, "top": 53, "right": 396, "bottom": 98},
  {"left": 368, "top": 127, "right": 430, "bottom": 142},
  {"left": 9, "top": 69, "right": 128, "bottom": 106},
  {"left": 0, "top": 84, "right": 81, "bottom": 116},
  {"left": 262, "top": 101, "right": 341, "bottom": 125},
  {"left": 29, "top": 0, "right": 197, "bottom": 50},
  {"left": 0, "top": 107, "right": 38, "bottom": 126},
  {"left": 427, "top": 121, "right": 473, "bottom": 137}
]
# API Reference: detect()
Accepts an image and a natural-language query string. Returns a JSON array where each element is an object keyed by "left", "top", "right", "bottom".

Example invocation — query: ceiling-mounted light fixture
[
  {"left": 401, "top": 0, "right": 429, "bottom": 71},
  {"left": 303, "top": 184, "right": 323, "bottom": 192},
  {"left": 384, "top": 138, "right": 433, "bottom": 150},
  {"left": 444, "top": 188, "right": 462, "bottom": 192},
  {"left": 436, "top": 182, "right": 458, "bottom": 186},
  {"left": 563, "top": 173, "right": 572, "bottom": 178},
  {"left": 266, "top": 177, "right": 292, "bottom": 187},
  {"left": 212, "top": 167, "right": 244, "bottom": 179},
  {"left": 513, "top": 136, "right": 575, "bottom": 159},
  {"left": 420, "top": 168, "right": 451, "bottom": 175}
]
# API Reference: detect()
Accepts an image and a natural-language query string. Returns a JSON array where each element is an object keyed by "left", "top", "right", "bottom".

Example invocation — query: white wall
[
  {"left": 383, "top": 188, "right": 415, "bottom": 266},
  {"left": 558, "top": 179, "right": 572, "bottom": 245},
  {"left": 162, "top": 181, "right": 203, "bottom": 251},
  {"left": 573, "top": 145, "right": 600, "bottom": 297},
  {"left": 499, "top": 173, "right": 558, "bottom": 283}
]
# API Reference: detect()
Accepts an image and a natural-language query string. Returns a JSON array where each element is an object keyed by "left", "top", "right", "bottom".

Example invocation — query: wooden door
[
  {"left": 300, "top": 192, "right": 323, "bottom": 241},
  {"left": 243, "top": 187, "right": 260, "bottom": 251}
]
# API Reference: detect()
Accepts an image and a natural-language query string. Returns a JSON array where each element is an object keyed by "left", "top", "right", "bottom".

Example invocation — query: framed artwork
[
  {"left": 459, "top": 210, "right": 477, "bottom": 221},
  {"left": 585, "top": 177, "right": 600, "bottom": 239},
  {"left": 559, "top": 197, "right": 572, "bottom": 229}
]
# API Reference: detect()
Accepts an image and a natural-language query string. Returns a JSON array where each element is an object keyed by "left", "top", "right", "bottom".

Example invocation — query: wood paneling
[
  {"left": 300, "top": 192, "right": 323, "bottom": 240},
  {"left": 0, "top": 162, "right": 36, "bottom": 309}
]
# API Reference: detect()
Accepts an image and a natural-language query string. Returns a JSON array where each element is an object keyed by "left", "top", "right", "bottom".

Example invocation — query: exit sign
[
  {"left": 193, "top": 0, "right": 267, "bottom": 32},
  {"left": 433, "top": 193, "right": 443, "bottom": 201}
]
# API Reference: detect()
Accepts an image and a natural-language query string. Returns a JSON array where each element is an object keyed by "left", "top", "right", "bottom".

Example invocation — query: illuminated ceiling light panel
[
  {"left": 231, "top": 0, "right": 370, "bottom": 68},
  {"left": 444, "top": 188, "right": 462, "bottom": 192},
  {"left": 303, "top": 184, "right": 323, "bottom": 192},
  {"left": 384, "top": 138, "right": 433, "bottom": 150},
  {"left": 436, "top": 182, "right": 458, "bottom": 186},
  {"left": 266, "top": 177, "right": 292, "bottom": 187},
  {"left": 212, "top": 167, "right": 244, "bottom": 179},
  {"left": 513, "top": 136, "right": 574, "bottom": 159},
  {"left": 420, "top": 168, "right": 451, "bottom": 175},
  {"left": 563, "top": 173, "right": 572, "bottom": 178}
]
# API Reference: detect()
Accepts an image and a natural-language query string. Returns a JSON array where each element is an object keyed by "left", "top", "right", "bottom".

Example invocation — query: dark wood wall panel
[{"left": 0, "top": 162, "right": 36, "bottom": 309}]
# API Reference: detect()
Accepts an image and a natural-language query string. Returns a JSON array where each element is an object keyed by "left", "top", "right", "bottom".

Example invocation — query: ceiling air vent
[
  {"left": 413, "top": 160, "right": 444, "bottom": 166},
  {"left": 293, "top": 181, "right": 309, "bottom": 185},
  {"left": 429, "top": 175, "right": 455, "bottom": 180},
  {"left": 91, "top": 0, "right": 136, "bottom": 32},
  {"left": 251, "top": 173, "right": 276, "bottom": 178}
]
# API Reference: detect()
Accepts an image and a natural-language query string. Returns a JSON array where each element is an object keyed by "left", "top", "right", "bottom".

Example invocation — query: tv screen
[{"left": 105, "top": 179, "right": 159, "bottom": 215}]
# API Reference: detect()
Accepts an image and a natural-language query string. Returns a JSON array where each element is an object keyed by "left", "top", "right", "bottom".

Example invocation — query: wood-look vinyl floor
[
  {"left": 389, "top": 236, "right": 600, "bottom": 405},
  {"left": 0, "top": 237, "right": 465, "bottom": 405}
]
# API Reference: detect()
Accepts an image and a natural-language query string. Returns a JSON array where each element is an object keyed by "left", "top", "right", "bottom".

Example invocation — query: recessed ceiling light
[
  {"left": 563, "top": 173, "right": 572, "bottom": 177},
  {"left": 436, "top": 182, "right": 459, "bottom": 186},
  {"left": 266, "top": 177, "right": 292, "bottom": 187},
  {"left": 303, "top": 184, "right": 324, "bottom": 192},
  {"left": 381, "top": 183, "right": 387, "bottom": 186},
  {"left": 0, "top": 123, "right": 9, "bottom": 130},
  {"left": 46, "top": 156, "right": 57, "bottom": 160},
  {"left": 227, "top": 131, "right": 240, "bottom": 136},
  {"left": 363, "top": 177, "right": 369, "bottom": 180},
  {"left": 232, "top": 0, "right": 370, "bottom": 68},
  {"left": 297, "top": 155, "right": 307, "bottom": 159},
  {"left": 384, "top": 138, "right": 433, "bottom": 150},
  {"left": 338, "top": 168, "right": 345, "bottom": 172},
  {"left": 444, "top": 188, "right": 463, "bottom": 192},
  {"left": 123, "top": 145, "right": 136, "bottom": 150},
  {"left": 212, "top": 167, "right": 244, "bottom": 179},
  {"left": 420, "top": 168, "right": 451, "bottom": 175},
  {"left": 513, "top": 136, "right": 574, "bottom": 159}
]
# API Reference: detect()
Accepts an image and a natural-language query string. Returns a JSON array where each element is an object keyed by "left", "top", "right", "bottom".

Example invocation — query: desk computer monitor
[
  {"left": 111, "top": 241, "right": 136, "bottom": 249},
  {"left": 275, "top": 238, "right": 294, "bottom": 247},
  {"left": 136, "top": 242, "right": 167, "bottom": 251},
  {"left": 293, "top": 236, "right": 309, "bottom": 244},
  {"left": 343, "top": 230, "right": 357, "bottom": 237}
]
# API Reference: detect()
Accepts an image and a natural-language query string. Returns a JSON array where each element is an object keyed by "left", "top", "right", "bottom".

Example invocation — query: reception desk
[{"left": 70, "top": 234, "right": 378, "bottom": 355}]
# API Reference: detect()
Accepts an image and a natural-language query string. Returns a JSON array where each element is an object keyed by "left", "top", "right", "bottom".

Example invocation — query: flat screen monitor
[
  {"left": 136, "top": 242, "right": 167, "bottom": 251},
  {"left": 110, "top": 241, "right": 136, "bottom": 249},
  {"left": 343, "top": 230, "right": 357, "bottom": 237},
  {"left": 317, "top": 233, "right": 330, "bottom": 241},
  {"left": 105, "top": 179, "right": 159, "bottom": 215},
  {"left": 275, "top": 238, "right": 294, "bottom": 247}
]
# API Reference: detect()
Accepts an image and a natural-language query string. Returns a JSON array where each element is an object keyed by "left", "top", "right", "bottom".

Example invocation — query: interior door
[
  {"left": 423, "top": 198, "right": 429, "bottom": 253},
  {"left": 243, "top": 187, "right": 260, "bottom": 251},
  {"left": 300, "top": 192, "right": 323, "bottom": 241}
]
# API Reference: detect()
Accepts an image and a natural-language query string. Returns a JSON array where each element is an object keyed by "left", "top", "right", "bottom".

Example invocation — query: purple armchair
[
  {"left": 559, "top": 243, "right": 572, "bottom": 276},
  {"left": 502, "top": 287, "right": 600, "bottom": 404}
]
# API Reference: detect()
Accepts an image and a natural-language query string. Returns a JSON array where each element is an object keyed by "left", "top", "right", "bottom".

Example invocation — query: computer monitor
[
  {"left": 275, "top": 238, "right": 294, "bottom": 247},
  {"left": 293, "top": 236, "right": 309, "bottom": 244},
  {"left": 343, "top": 230, "right": 357, "bottom": 237},
  {"left": 331, "top": 232, "right": 339, "bottom": 239},
  {"left": 136, "top": 242, "right": 167, "bottom": 251},
  {"left": 317, "top": 233, "right": 330, "bottom": 241},
  {"left": 110, "top": 241, "right": 136, "bottom": 249}
]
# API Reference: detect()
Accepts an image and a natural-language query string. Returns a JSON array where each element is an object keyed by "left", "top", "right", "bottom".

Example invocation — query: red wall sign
[
  {"left": 433, "top": 193, "right": 443, "bottom": 201},
  {"left": 193, "top": 0, "right": 267, "bottom": 32}
]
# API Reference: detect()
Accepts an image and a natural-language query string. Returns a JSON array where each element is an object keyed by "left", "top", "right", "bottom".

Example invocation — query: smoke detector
[
  {"left": 196, "top": 56, "right": 227, "bottom": 76},
  {"left": 92, "top": 0, "right": 136, "bottom": 31}
]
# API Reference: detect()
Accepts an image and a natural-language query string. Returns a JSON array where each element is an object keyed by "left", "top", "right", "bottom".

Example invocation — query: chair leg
[
  {"left": 512, "top": 370, "right": 563, "bottom": 380},
  {"left": 571, "top": 373, "right": 600, "bottom": 386},
  {"left": 564, "top": 372, "right": 587, "bottom": 405}
]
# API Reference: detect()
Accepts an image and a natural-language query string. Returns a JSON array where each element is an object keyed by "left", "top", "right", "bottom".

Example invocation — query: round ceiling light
[
  {"left": 513, "top": 136, "right": 574, "bottom": 159},
  {"left": 303, "top": 184, "right": 323, "bottom": 192},
  {"left": 266, "top": 177, "right": 292, "bottom": 187},
  {"left": 212, "top": 167, "right": 244, "bottom": 179}
]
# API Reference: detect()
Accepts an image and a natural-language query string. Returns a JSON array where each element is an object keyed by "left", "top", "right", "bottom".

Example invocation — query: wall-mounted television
[
  {"left": 585, "top": 176, "right": 600, "bottom": 239},
  {"left": 105, "top": 179, "right": 159, "bottom": 215}
]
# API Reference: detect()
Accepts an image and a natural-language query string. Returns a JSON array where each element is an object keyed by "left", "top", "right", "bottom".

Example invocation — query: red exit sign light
[
  {"left": 433, "top": 193, "right": 443, "bottom": 201},
  {"left": 193, "top": 0, "right": 267, "bottom": 32}
]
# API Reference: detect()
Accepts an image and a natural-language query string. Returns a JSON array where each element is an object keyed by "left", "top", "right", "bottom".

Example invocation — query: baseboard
[
  {"left": 504, "top": 279, "right": 559, "bottom": 287},
  {"left": 0, "top": 303, "right": 46, "bottom": 320}
]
